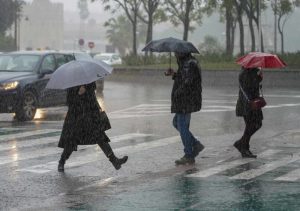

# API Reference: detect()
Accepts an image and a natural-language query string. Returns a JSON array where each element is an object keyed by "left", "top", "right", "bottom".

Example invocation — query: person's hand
[
  {"left": 78, "top": 86, "right": 86, "bottom": 95},
  {"left": 164, "top": 68, "right": 175, "bottom": 76}
]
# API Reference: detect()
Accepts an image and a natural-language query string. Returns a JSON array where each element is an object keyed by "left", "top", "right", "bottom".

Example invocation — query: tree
[
  {"left": 198, "top": 35, "right": 224, "bottom": 55},
  {"left": 138, "top": 0, "right": 166, "bottom": 48},
  {"left": 105, "top": 16, "right": 146, "bottom": 56},
  {"left": 105, "top": 16, "right": 132, "bottom": 55},
  {"left": 164, "top": 0, "right": 206, "bottom": 41},
  {"left": 0, "top": 0, "right": 24, "bottom": 50},
  {"left": 234, "top": 0, "right": 245, "bottom": 55},
  {"left": 92, "top": 0, "right": 141, "bottom": 56},
  {"left": 272, "top": 0, "right": 296, "bottom": 54},
  {"left": 217, "top": 0, "right": 236, "bottom": 56}
]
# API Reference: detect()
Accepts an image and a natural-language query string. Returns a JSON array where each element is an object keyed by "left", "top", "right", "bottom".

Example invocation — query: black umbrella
[
  {"left": 142, "top": 37, "right": 200, "bottom": 54},
  {"left": 141, "top": 37, "right": 199, "bottom": 69}
]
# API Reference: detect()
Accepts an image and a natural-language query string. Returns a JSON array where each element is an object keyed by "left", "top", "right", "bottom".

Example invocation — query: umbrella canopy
[
  {"left": 46, "top": 59, "right": 113, "bottom": 89},
  {"left": 142, "top": 37, "right": 200, "bottom": 54},
  {"left": 236, "top": 52, "right": 287, "bottom": 69}
]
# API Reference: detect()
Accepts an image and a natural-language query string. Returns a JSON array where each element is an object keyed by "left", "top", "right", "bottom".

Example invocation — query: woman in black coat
[
  {"left": 234, "top": 67, "right": 263, "bottom": 158},
  {"left": 58, "top": 82, "right": 128, "bottom": 171}
]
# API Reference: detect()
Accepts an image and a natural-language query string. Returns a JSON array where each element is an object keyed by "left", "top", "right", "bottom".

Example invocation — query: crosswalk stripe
[
  {"left": 186, "top": 149, "right": 281, "bottom": 178},
  {"left": 0, "top": 129, "right": 59, "bottom": 142},
  {"left": 274, "top": 169, "right": 300, "bottom": 182},
  {"left": 0, "top": 133, "right": 153, "bottom": 166},
  {"left": 230, "top": 152, "right": 300, "bottom": 180},
  {"left": 17, "top": 136, "right": 180, "bottom": 173},
  {"left": 0, "top": 136, "right": 60, "bottom": 151}
]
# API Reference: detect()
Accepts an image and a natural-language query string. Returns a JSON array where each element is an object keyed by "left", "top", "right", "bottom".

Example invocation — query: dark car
[{"left": 0, "top": 51, "right": 75, "bottom": 121}]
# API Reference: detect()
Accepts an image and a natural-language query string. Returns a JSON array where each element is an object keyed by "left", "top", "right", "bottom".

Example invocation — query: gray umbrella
[
  {"left": 141, "top": 37, "right": 200, "bottom": 54},
  {"left": 46, "top": 59, "right": 113, "bottom": 89}
]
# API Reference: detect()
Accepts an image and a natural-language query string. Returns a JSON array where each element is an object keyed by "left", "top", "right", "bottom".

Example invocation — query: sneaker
[
  {"left": 175, "top": 156, "right": 195, "bottom": 165},
  {"left": 192, "top": 142, "right": 205, "bottom": 157},
  {"left": 58, "top": 162, "right": 64, "bottom": 172}
]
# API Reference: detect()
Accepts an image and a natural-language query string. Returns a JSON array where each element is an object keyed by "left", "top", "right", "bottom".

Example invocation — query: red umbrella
[{"left": 236, "top": 52, "right": 287, "bottom": 69}]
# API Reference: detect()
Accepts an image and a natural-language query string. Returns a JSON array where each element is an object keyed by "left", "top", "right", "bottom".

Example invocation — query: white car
[{"left": 93, "top": 53, "right": 122, "bottom": 65}]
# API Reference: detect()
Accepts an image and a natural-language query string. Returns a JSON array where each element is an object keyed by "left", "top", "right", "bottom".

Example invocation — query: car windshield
[{"left": 0, "top": 54, "right": 40, "bottom": 72}]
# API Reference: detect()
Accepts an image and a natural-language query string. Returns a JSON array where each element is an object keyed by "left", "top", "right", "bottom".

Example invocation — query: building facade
[{"left": 19, "top": 0, "right": 64, "bottom": 50}]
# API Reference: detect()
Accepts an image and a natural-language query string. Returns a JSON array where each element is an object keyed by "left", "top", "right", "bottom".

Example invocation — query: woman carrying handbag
[
  {"left": 234, "top": 67, "right": 265, "bottom": 158},
  {"left": 57, "top": 82, "right": 128, "bottom": 172}
]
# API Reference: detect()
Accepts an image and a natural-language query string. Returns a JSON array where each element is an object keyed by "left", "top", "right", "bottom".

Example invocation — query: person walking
[
  {"left": 165, "top": 52, "right": 204, "bottom": 165},
  {"left": 234, "top": 67, "right": 264, "bottom": 158},
  {"left": 57, "top": 82, "right": 128, "bottom": 172}
]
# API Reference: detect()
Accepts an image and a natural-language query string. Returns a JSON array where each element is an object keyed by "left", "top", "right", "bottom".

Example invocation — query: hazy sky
[{"left": 24, "top": 0, "right": 105, "bottom": 13}]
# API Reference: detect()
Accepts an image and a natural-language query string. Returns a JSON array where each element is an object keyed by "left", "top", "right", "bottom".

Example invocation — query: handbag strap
[
  {"left": 239, "top": 85, "right": 250, "bottom": 102},
  {"left": 239, "top": 82, "right": 264, "bottom": 101}
]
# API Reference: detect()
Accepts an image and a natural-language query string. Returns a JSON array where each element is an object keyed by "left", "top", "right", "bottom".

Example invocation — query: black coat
[
  {"left": 236, "top": 68, "right": 263, "bottom": 120},
  {"left": 171, "top": 57, "right": 202, "bottom": 113},
  {"left": 58, "top": 82, "right": 110, "bottom": 151}
]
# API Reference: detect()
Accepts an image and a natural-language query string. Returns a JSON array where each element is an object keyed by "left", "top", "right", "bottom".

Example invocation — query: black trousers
[
  {"left": 240, "top": 115, "right": 262, "bottom": 149},
  {"left": 59, "top": 141, "right": 114, "bottom": 164}
]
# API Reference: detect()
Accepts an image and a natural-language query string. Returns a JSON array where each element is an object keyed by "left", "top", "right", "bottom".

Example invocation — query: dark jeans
[
  {"left": 240, "top": 115, "right": 262, "bottom": 149},
  {"left": 173, "top": 113, "right": 201, "bottom": 158},
  {"left": 59, "top": 141, "right": 114, "bottom": 164}
]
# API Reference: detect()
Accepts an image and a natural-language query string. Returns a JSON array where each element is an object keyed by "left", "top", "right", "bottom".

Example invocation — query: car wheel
[{"left": 15, "top": 90, "right": 37, "bottom": 121}]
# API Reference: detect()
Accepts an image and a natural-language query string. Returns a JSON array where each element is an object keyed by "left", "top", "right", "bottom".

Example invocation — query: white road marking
[
  {"left": 0, "top": 133, "right": 153, "bottom": 152},
  {"left": 0, "top": 129, "right": 59, "bottom": 142},
  {"left": 0, "top": 133, "right": 152, "bottom": 166},
  {"left": 75, "top": 177, "right": 115, "bottom": 191},
  {"left": 274, "top": 169, "right": 300, "bottom": 182},
  {"left": 230, "top": 152, "right": 300, "bottom": 180},
  {"left": 17, "top": 136, "right": 180, "bottom": 173},
  {"left": 186, "top": 149, "right": 281, "bottom": 178}
]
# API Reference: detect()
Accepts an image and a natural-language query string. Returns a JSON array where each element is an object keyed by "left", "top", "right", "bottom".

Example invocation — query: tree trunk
[
  {"left": 132, "top": 15, "right": 137, "bottom": 56},
  {"left": 225, "top": 8, "right": 232, "bottom": 55},
  {"left": 237, "top": 6, "right": 244, "bottom": 55},
  {"left": 145, "top": 13, "right": 153, "bottom": 56},
  {"left": 248, "top": 17, "right": 256, "bottom": 52},
  {"left": 183, "top": 0, "right": 192, "bottom": 41}
]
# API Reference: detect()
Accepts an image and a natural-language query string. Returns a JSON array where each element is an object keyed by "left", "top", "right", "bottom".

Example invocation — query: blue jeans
[{"left": 173, "top": 113, "right": 200, "bottom": 158}]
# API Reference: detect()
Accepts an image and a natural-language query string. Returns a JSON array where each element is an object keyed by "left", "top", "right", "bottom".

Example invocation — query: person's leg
[
  {"left": 172, "top": 114, "right": 179, "bottom": 131},
  {"left": 97, "top": 134, "right": 128, "bottom": 170},
  {"left": 58, "top": 148, "right": 73, "bottom": 172},
  {"left": 175, "top": 113, "right": 196, "bottom": 165},
  {"left": 236, "top": 116, "right": 262, "bottom": 158},
  {"left": 243, "top": 116, "right": 262, "bottom": 155}
]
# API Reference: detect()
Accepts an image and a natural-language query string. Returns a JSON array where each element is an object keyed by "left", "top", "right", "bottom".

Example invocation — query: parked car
[
  {"left": 0, "top": 51, "right": 75, "bottom": 121},
  {"left": 93, "top": 53, "right": 122, "bottom": 65},
  {"left": 59, "top": 51, "right": 104, "bottom": 94}
]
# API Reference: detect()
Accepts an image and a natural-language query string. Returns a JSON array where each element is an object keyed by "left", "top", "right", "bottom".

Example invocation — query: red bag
[{"left": 250, "top": 97, "right": 266, "bottom": 110}]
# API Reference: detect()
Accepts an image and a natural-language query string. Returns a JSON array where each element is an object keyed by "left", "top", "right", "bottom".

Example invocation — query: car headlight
[{"left": 1, "top": 81, "right": 19, "bottom": 90}]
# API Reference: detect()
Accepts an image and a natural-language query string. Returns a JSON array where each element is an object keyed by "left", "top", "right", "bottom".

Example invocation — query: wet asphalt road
[{"left": 1, "top": 73, "right": 300, "bottom": 210}]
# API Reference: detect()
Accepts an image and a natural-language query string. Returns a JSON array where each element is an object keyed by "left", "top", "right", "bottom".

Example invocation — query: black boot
[
  {"left": 58, "top": 160, "right": 65, "bottom": 172},
  {"left": 109, "top": 154, "right": 128, "bottom": 170},
  {"left": 233, "top": 140, "right": 243, "bottom": 153}
]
